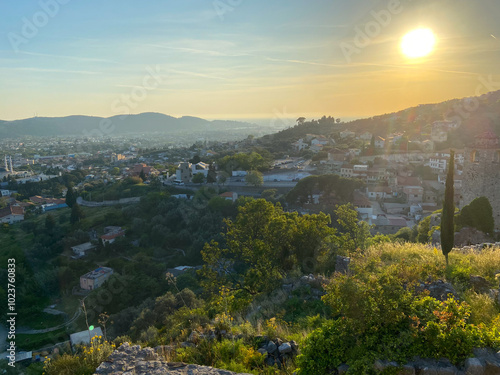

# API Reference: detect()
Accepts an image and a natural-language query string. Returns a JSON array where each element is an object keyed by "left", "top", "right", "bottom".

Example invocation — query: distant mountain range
[
  {"left": 0, "top": 112, "right": 259, "bottom": 138},
  {"left": 3, "top": 90, "right": 500, "bottom": 141}
]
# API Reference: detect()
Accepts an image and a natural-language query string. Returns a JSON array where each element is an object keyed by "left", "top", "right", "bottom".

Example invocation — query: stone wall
[{"left": 461, "top": 146, "right": 500, "bottom": 230}]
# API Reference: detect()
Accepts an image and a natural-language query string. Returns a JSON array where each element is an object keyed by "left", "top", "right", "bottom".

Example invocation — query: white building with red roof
[{"left": 0, "top": 205, "right": 25, "bottom": 224}]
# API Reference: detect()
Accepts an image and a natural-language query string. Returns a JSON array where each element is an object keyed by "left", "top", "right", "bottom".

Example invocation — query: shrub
[
  {"left": 296, "top": 243, "right": 500, "bottom": 374},
  {"left": 456, "top": 196, "right": 494, "bottom": 235},
  {"left": 44, "top": 336, "right": 115, "bottom": 375},
  {"left": 174, "top": 339, "right": 266, "bottom": 374},
  {"left": 465, "top": 291, "right": 499, "bottom": 325}
]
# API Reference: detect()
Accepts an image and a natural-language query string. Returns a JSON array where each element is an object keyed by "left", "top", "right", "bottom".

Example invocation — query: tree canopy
[
  {"left": 456, "top": 196, "right": 495, "bottom": 235},
  {"left": 286, "top": 174, "right": 365, "bottom": 205},
  {"left": 200, "top": 199, "right": 336, "bottom": 305}
]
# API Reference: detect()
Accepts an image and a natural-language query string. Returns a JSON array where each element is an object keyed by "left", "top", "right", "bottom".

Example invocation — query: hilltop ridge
[{"left": 0, "top": 112, "right": 258, "bottom": 138}]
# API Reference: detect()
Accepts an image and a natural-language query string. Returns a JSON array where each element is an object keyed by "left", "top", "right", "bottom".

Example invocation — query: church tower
[{"left": 461, "top": 131, "right": 500, "bottom": 230}]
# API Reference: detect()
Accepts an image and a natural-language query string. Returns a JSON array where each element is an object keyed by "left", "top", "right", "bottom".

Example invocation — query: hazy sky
[{"left": 1, "top": 0, "right": 500, "bottom": 122}]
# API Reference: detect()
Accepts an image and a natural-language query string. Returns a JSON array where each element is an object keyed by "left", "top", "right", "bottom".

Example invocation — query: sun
[{"left": 400, "top": 28, "right": 436, "bottom": 59}]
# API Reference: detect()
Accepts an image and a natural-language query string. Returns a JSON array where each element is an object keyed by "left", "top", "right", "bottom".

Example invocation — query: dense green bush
[
  {"left": 296, "top": 244, "right": 500, "bottom": 374},
  {"left": 456, "top": 196, "right": 495, "bottom": 235}
]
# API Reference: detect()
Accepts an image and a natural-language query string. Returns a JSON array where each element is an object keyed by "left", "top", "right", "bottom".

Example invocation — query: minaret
[{"left": 9, "top": 156, "right": 13, "bottom": 174}]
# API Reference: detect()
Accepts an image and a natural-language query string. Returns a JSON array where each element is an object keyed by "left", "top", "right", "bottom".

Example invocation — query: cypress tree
[
  {"left": 65, "top": 185, "right": 76, "bottom": 208},
  {"left": 441, "top": 149, "right": 455, "bottom": 266},
  {"left": 70, "top": 203, "right": 85, "bottom": 225}
]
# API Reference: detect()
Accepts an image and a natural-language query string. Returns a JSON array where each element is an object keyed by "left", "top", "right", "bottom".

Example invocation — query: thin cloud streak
[{"left": 10, "top": 67, "right": 101, "bottom": 75}]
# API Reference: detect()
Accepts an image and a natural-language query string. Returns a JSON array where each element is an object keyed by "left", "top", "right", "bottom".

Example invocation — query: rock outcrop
[
  {"left": 94, "top": 342, "right": 252, "bottom": 375},
  {"left": 337, "top": 348, "right": 500, "bottom": 375}
]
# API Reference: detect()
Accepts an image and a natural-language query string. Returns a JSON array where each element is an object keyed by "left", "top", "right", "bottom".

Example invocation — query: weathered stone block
[{"left": 465, "top": 357, "right": 484, "bottom": 375}]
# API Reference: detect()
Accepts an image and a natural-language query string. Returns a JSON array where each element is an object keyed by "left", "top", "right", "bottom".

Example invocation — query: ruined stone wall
[{"left": 461, "top": 147, "right": 500, "bottom": 230}]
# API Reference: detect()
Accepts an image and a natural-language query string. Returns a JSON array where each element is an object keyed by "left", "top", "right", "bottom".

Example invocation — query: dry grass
[{"left": 358, "top": 243, "right": 500, "bottom": 282}]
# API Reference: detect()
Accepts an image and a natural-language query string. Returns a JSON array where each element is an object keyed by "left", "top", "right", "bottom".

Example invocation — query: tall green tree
[
  {"left": 206, "top": 163, "right": 217, "bottom": 184},
  {"left": 139, "top": 169, "right": 147, "bottom": 182},
  {"left": 192, "top": 172, "right": 205, "bottom": 184},
  {"left": 200, "top": 199, "right": 335, "bottom": 306},
  {"left": 65, "top": 185, "right": 76, "bottom": 208},
  {"left": 334, "top": 203, "right": 372, "bottom": 252},
  {"left": 70, "top": 203, "right": 85, "bottom": 225},
  {"left": 440, "top": 150, "right": 455, "bottom": 265},
  {"left": 245, "top": 170, "right": 263, "bottom": 186},
  {"left": 45, "top": 214, "right": 56, "bottom": 234},
  {"left": 456, "top": 196, "right": 494, "bottom": 235}
]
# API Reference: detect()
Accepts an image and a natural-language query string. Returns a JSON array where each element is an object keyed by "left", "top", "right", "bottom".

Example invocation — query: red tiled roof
[
  {"left": 219, "top": 192, "right": 234, "bottom": 198},
  {"left": 100, "top": 230, "right": 125, "bottom": 241},
  {"left": 29, "top": 196, "right": 66, "bottom": 205},
  {"left": 0, "top": 205, "right": 24, "bottom": 218}
]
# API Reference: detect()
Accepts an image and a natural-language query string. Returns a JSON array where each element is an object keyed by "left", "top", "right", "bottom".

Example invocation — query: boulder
[
  {"left": 435, "top": 366, "right": 458, "bottom": 375},
  {"left": 398, "top": 364, "right": 416, "bottom": 375},
  {"left": 465, "top": 358, "right": 484, "bottom": 375},
  {"left": 257, "top": 348, "right": 267, "bottom": 356},
  {"left": 470, "top": 276, "right": 491, "bottom": 293},
  {"left": 266, "top": 341, "right": 277, "bottom": 354},
  {"left": 484, "top": 360, "right": 500, "bottom": 375},
  {"left": 278, "top": 343, "right": 292, "bottom": 354},
  {"left": 265, "top": 357, "right": 275, "bottom": 367},
  {"left": 338, "top": 364, "right": 349, "bottom": 374},
  {"left": 335, "top": 256, "right": 351, "bottom": 274},
  {"left": 424, "top": 280, "right": 459, "bottom": 301},
  {"left": 137, "top": 347, "right": 157, "bottom": 360}
]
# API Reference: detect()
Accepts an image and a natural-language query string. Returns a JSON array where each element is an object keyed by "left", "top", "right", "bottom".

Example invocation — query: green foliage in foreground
[
  {"left": 30, "top": 243, "right": 500, "bottom": 375},
  {"left": 44, "top": 336, "right": 115, "bottom": 375},
  {"left": 296, "top": 243, "right": 500, "bottom": 374}
]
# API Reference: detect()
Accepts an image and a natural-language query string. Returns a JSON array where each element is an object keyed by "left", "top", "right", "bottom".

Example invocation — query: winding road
[{"left": 16, "top": 307, "right": 81, "bottom": 334}]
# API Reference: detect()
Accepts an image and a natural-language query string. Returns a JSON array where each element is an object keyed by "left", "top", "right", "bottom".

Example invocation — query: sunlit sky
[{"left": 1, "top": 0, "right": 500, "bottom": 122}]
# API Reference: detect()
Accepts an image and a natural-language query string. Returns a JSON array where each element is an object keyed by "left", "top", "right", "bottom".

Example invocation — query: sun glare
[{"left": 401, "top": 28, "right": 436, "bottom": 59}]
